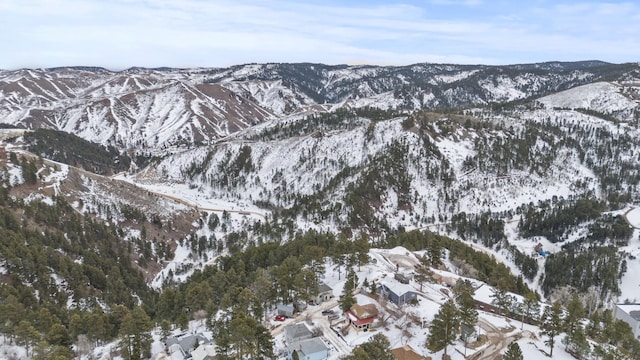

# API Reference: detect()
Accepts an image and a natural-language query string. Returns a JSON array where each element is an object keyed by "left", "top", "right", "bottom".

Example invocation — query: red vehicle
[{"left": 274, "top": 314, "right": 287, "bottom": 321}]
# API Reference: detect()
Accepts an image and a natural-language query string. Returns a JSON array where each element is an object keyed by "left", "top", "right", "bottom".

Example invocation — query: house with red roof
[{"left": 345, "top": 303, "right": 379, "bottom": 332}]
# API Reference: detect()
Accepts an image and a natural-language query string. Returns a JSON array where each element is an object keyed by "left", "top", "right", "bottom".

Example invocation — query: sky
[{"left": 0, "top": 0, "right": 639, "bottom": 70}]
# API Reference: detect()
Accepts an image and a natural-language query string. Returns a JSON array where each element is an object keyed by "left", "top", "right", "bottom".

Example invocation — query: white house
[
  {"left": 311, "top": 283, "right": 334, "bottom": 305},
  {"left": 615, "top": 304, "right": 640, "bottom": 339}
]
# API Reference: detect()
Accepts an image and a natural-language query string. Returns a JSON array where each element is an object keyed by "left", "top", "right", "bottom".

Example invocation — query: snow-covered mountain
[
  {"left": 2, "top": 61, "right": 638, "bottom": 153},
  {"left": 141, "top": 75, "right": 640, "bottom": 228},
  {"left": 0, "top": 67, "right": 273, "bottom": 151}
]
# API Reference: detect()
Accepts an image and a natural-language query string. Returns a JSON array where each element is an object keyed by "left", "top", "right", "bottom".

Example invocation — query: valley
[{"left": 1, "top": 61, "right": 640, "bottom": 359}]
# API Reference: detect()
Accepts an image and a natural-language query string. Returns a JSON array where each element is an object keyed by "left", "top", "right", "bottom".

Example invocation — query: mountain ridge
[{"left": 2, "top": 61, "right": 638, "bottom": 154}]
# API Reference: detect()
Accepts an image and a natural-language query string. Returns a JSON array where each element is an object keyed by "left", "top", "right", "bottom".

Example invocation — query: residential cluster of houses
[{"left": 160, "top": 271, "right": 427, "bottom": 360}]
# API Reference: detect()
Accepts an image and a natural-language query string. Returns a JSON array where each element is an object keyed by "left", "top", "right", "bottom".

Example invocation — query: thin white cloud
[
  {"left": 0, "top": 0, "right": 638, "bottom": 69},
  {"left": 427, "top": 0, "right": 483, "bottom": 5}
]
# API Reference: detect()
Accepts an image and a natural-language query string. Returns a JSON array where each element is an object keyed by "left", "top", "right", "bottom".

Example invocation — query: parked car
[
  {"left": 275, "top": 315, "right": 287, "bottom": 321},
  {"left": 321, "top": 310, "right": 335, "bottom": 315}
]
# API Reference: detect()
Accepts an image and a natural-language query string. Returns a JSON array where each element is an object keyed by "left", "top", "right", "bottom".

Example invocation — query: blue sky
[{"left": 1, "top": 0, "right": 639, "bottom": 70}]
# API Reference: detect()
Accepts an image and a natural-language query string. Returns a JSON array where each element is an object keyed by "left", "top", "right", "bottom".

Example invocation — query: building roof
[
  {"left": 166, "top": 333, "right": 212, "bottom": 354},
  {"left": 318, "top": 282, "right": 333, "bottom": 294},
  {"left": 346, "top": 310, "right": 375, "bottom": 326},
  {"left": 349, "top": 303, "right": 378, "bottom": 319},
  {"left": 284, "top": 323, "right": 313, "bottom": 341},
  {"left": 346, "top": 303, "right": 378, "bottom": 326},
  {"left": 168, "top": 344, "right": 186, "bottom": 360},
  {"left": 617, "top": 304, "right": 640, "bottom": 321},
  {"left": 290, "top": 337, "right": 329, "bottom": 356},
  {"left": 391, "top": 345, "right": 429, "bottom": 360},
  {"left": 380, "top": 279, "right": 416, "bottom": 297},
  {"left": 191, "top": 344, "right": 216, "bottom": 360},
  {"left": 278, "top": 303, "right": 295, "bottom": 311}
]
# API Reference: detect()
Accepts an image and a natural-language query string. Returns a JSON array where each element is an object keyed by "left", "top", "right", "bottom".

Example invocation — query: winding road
[
  {"left": 623, "top": 206, "right": 639, "bottom": 229},
  {"left": 148, "top": 190, "right": 268, "bottom": 222}
]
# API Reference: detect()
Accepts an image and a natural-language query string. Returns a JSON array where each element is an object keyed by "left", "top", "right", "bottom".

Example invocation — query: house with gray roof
[
  {"left": 277, "top": 303, "right": 295, "bottom": 317},
  {"left": 615, "top": 304, "right": 640, "bottom": 339},
  {"left": 284, "top": 322, "right": 313, "bottom": 345},
  {"left": 311, "top": 282, "right": 334, "bottom": 305},
  {"left": 287, "top": 337, "right": 329, "bottom": 360},
  {"left": 379, "top": 279, "right": 417, "bottom": 306},
  {"left": 165, "top": 333, "right": 213, "bottom": 358}
]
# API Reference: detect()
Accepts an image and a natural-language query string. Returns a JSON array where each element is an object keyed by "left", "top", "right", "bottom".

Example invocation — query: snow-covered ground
[
  {"left": 618, "top": 207, "right": 640, "bottom": 303},
  {"left": 266, "top": 246, "right": 579, "bottom": 360},
  {"left": 539, "top": 82, "right": 638, "bottom": 122},
  {"left": 0, "top": 245, "right": 579, "bottom": 360}
]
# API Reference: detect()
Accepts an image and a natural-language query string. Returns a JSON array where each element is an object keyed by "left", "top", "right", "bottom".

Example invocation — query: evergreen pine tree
[
  {"left": 119, "top": 307, "right": 153, "bottom": 360},
  {"left": 454, "top": 280, "right": 478, "bottom": 351},
  {"left": 370, "top": 279, "right": 378, "bottom": 295},
  {"left": 427, "top": 300, "right": 460, "bottom": 357},
  {"left": 540, "top": 302, "right": 564, "bottom": 357},
  {"left": 564, "top": 294, "right": 585, "bottom": 337},
  {"left": 339, "top": 268, "right": 358, "bottom": 312},
  {"left": 521, "top": 291, "right": 540, "bottom": 328},
  {"left": 562, "top": 326, "right": 590, "bottom": 359},
  {"left": 503, "top": 341, "right": 524, "bottom": 360},
  {"left": 491, "top": 285, "right": 513, "bottom": 316},
  {"left": 414, "top": 254, "right": 433, "bottom": 292},
  {"left": 343, "top": 334, "right": 395, "bottom": 360}
]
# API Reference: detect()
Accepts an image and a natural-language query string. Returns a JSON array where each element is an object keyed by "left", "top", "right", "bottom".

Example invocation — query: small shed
[
  {"left": 394, "top": 272, "right": 412, "bottom": 284},
  {"left": 277, "top": 303, "right": 295, "bottom": 317},
  {"left": 295, "top": 301, "right": 308, "bottom": 312}
]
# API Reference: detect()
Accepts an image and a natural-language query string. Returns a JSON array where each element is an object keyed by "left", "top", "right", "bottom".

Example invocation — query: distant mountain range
[{"left": 2, "top": 61, "right": 638, "bottom": 153}]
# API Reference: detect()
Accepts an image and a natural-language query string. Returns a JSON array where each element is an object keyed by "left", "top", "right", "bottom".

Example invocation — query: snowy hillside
[
  {"left": 113, "top": 77, "right": 640, "bottom": 311},
  {"left": 0, "top": 68, "right": 274, "bottom": 151},
  {"left": 539, "top": 81, "right": 639, "bottom": 121}
]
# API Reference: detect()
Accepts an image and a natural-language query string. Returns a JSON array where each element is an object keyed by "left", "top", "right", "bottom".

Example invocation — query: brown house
[{"left": 391, "top": 345, "right": 431, "bottom": 360}]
